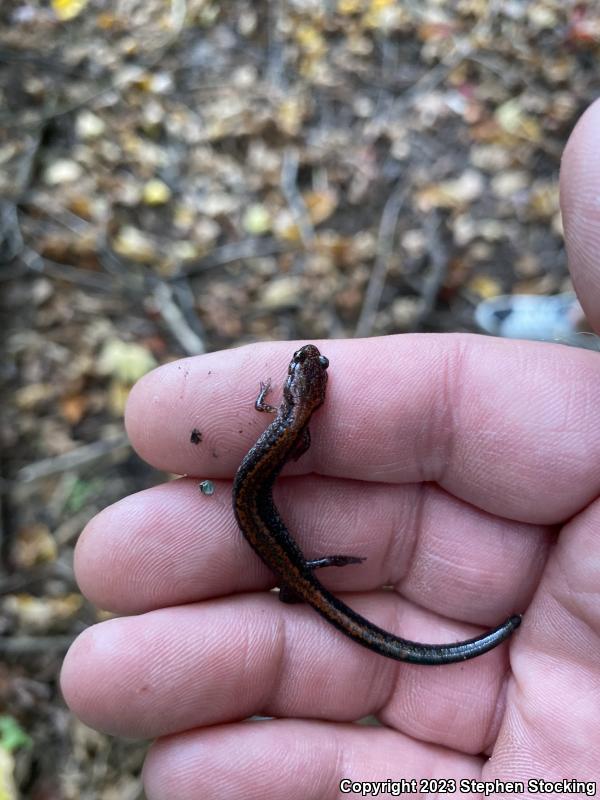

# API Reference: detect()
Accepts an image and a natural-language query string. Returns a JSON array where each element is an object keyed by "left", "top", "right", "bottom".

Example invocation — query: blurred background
[{"left": 1, "top": 0, "right": 599, "bottom": 796}]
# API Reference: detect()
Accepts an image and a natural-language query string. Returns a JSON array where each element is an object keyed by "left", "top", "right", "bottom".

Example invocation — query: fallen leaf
[
  {"left": 97, "top": 339, "right": 157, "bottom": 384},
  {"left": 143, "top": 178, "right": 172, "bottom": 205},
  {"left": 11, "top": 524, "right": 57, "bottom": 570},
  {"left": 112, "top": 226, "right": 156, "bottom": 263},
  {"left": 467, "top": 274, "right": 502, "bottom": 299},
  {"left": 243, "top": 204, "right": 272, "bottom": 234},
  {"left": 304, "top": 189, "right": 338, "bottom": 225},
  {"left": 51, "top": 0, "right": 88, "bottom": 21}
]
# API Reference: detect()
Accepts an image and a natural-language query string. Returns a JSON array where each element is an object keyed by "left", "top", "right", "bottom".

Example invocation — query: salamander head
[{"left": 283, "top": 344, "right": 329, "bottom": 413}]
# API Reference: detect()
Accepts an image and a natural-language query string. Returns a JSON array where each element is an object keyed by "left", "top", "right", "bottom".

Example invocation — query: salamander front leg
[{"left": 255, "top": 380, "right": 277, "bottom": 413}]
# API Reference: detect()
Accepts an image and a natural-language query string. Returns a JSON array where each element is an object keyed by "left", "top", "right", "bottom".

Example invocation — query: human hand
[{"left": 61, "top": 101, "right": 600, "bottom": 799}]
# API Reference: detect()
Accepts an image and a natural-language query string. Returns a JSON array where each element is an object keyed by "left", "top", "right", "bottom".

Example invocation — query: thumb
[{"left": 560, "top": 97, "right": 600, "bottom": 334}]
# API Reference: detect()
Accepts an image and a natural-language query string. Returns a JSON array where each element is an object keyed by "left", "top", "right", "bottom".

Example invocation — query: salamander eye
[
  {"left": 293, "top": 347, "right": 307, "bottom": 363},
  {"left": 319, "top": 355, "right": 329, "bottom": 368}
]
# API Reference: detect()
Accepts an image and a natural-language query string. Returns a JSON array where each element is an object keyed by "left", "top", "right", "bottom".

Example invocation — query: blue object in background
[{"left": 474, "top": 292, "right": 599, "bottom": 350}]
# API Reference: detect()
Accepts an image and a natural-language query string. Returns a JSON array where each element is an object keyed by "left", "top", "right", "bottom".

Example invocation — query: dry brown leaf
[{"left": 11, "top": 524, "right": 57, "bottom": 570}]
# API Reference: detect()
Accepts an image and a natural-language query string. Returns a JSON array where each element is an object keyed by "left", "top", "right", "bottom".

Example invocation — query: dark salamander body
[{"left": 232, "top": 344, "right": 521, "bottom": 664}]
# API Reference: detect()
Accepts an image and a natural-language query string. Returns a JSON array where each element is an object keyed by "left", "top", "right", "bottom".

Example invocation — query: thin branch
[
  {"left": 21, "top": 248, "right": 127, "bottom": 292},
  {"left": 169, "top": 0, "right": 187, "bottom": 34},
  {"left": 411, "top": 211, "right": 448, "bottom": 330},
  {"left": 0, "top": 201, "right": 23, "bottom": 263},
  {"left": 178, "top": 237, "right": 293, "bottom": 278},
  {"left": 15, "top": 434, "right": 130, "bottom": 484},
  {"left": 354, "top": 181, "right": 408, "bottom": 337},
  {"left": 152, "top": 281, "right": 206, "bottom": 356}
]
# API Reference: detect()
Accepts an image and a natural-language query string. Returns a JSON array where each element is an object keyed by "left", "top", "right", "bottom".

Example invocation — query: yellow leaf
[
  {"left": 528, "top": 180, "right": 559, "bottom": 219},
  {"left": 4, "top": 594, "right": 83, "bottom": 632},
  {"left": 243, "top": 204, "right": 272, "bottom": 235},
  {"left": 416, "top": 171, "right": 484, "bottom": 211},
  {"left": 52, "top": 0, "right": 89, "bottom": 21},
  {"left": 143, "top": 179, "right": 172, "bottom": 205},
  {"left": 495, "top": 99, "right": 541, "bottom": 142},
  {"left": 107, "top": 380, "right": 132, "bottom": 418},
  {"left": 467, "top": 275, "right": 502, "bottom": 299},
  {"left": 113, "top": 226, "right": 155, "bottom": 263},
  {"left": 276, "top": 98, "right": 305, "bottom": 136},
  {"left": 261, "top": 277, "right": 303, "bottom": 310},
  {"left": 363, "top": 0, "right": 407, "bottom": 28},
  {"left": 295, "top": 24, "right": 326, "bottom": 56},
  {"left": 98, "top": 339, "right": 157, "bottom": 384},
  {"left": 337, "top": 0, "right": 364, "bottom": 13},
  {"left": 12, "top": 524, "right": 57, "bottom": 570}
]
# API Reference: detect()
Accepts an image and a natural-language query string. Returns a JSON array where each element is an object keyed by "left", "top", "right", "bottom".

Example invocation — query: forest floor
[{"left": 1, "top": 1, "right": 599, "bottom": 797}]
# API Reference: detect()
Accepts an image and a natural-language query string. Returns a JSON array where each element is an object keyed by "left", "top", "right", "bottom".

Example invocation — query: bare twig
[
  {"left": 171, "top": 277, "right": 207, "bottom": 337},
  {"left": 169, "top": 0, "right": 187, "bottom": 34},
  {"left": 411, "top": 211, "right": 448, "bottom": 330},
  {"left": 266, "top": 4, "right": 287, "bottom": 91},
  {"left": 179, "top": 237, "right": 293, "bottom": 278},
  {"left": 355, "top": 181, "right": 408, "bottom": 337},
  {"left": 22, "top": 248, "right": 127, "bottom": 292},
  {"left": 0, "top": 201, "right": 23, "bottom": 263},
  {"left": 19, "top": 202, "right": 94, "bottom": 237},
  {"left": 0, "top": 135, "right": 40, "bottom": 265},
  {"left": 152, "top": 281, "right": 206, "bottom": 356},
  {"left": 15, "top": 434, "right": 130, "bottom": 484}
]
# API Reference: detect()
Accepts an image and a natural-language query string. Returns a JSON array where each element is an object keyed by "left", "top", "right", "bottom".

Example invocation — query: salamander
[{"left": 232, "top": 344, "right": 521, "bottom": 664}]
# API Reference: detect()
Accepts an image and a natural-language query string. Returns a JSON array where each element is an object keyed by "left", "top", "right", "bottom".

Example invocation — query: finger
[
  {"left": 490, "top": 499, "right": 600, "bottom": 782},
  {"left": 61, "top": 592, "right": 514, "bottom": 753},
  {"left": 143, "top": 720, "right": 480, "bottom": 800},
  {"left": 125, "top": 336, "right": 600, "bottom": 524},
  {"left": 74, "top": 476, "right": 548, "bottom": 621},
  {"left": 560, "top": 97, "right": 600, "bottom": 333}
]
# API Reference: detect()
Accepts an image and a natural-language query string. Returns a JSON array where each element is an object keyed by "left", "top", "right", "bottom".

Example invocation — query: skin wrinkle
[
  {"left": 509, "top": 669, "right": 579, "bottom": 764},
  {"left": 263, "top": 609, "right": 292, "bottom": 718},
  {"left": 331, "top": 728, "right": 353, "bottom": 799},
  {"left": 553, "top": 547, "right": 600, "bottom": 652},
  {"left": 481, "top": 664, "right": 512, "bottom": 755},
  {"left": 405, "top": 484, "right": 494, "bottom": 613},
  {"left": 434, "top": 333, "right": 468, "bottom": 488},
  {"left": 384, "top": 634, "right": 505, "bottom": 751},
  {"left": 363, "top": 481, "right": 410, "bottom": 593},
  {"left": 396, "top": 481, "right": 429, "bottom": 594}
]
